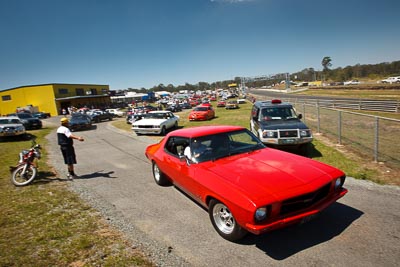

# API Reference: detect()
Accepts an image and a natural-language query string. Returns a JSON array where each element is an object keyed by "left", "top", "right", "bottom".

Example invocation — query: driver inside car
[{"left": 184, "top": 139, "right": 207, "bottom": 161}]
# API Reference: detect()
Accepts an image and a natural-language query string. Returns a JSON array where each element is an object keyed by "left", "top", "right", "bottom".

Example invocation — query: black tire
[
  {"left": 160, "top": 126, "right": 166, "bottom": 136},
  {"left": 208, "top": 199, "right": 247, "bottom": 242},
  {"left": 152, "top": 161, "right": 171, "bottom": 186},
  {"left": 11, "top": 165, "right": 37, "bottom": 186}
]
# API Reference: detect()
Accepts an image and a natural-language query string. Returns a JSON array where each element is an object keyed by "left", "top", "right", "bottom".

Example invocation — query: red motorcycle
[{"left": 10, "top": 141, "right": 42, "bottom": 186}]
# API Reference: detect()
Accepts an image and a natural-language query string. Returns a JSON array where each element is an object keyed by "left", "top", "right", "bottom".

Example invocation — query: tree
[{"left": 322, "top": 56, "right": 332, "bottom": 71}]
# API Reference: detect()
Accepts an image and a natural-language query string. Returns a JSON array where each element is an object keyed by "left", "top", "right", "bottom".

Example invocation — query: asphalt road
[{"left": 45, "top": 117, "right": 400, "bottom": 267}]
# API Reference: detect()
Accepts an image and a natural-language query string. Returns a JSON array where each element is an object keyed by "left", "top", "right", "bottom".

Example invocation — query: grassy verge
[
  {"left": 0, "top": 128, "right": 153, "bottom": 266},
  {"left": 292, "top": 88, "right": 400, "bottom": 100}
]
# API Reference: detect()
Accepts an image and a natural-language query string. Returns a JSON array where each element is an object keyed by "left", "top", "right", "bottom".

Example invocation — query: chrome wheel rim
[
  {"left": 213, "top": 203, "right": 235, "bottom": 234},
  {"left": 153, "top": 164, "right": 160, "bottom": 182}
]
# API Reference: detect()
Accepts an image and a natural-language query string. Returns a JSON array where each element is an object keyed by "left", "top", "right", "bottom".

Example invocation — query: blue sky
[{"left": 1, "top": 0, "right": 399, "bottom": 90}]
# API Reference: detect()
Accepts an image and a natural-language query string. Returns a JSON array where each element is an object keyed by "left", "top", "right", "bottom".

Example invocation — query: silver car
[{"left": 0, "top": 116, "right": 26, "bottom": 137}]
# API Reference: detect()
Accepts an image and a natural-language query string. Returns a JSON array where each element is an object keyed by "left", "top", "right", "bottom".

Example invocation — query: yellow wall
[
  {"left": 25, "top": 85, "right": 56, "bottom": 115},
  {"left": 0, "top": 85, "right": 56, "bottom": 116},
  {"left": 0, "top": 84, "right": 110, "bottom": 116},
  {"left": 52, "top": 84, "right": 109, "bottom": 98}
]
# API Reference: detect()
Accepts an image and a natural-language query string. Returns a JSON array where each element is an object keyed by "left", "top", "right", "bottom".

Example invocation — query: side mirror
[
  {"left": 179, "top": 154, "right": 191, "bottom": 166},
  {"left": 298, "top": 114, "right": 303, "bottom": 119}
]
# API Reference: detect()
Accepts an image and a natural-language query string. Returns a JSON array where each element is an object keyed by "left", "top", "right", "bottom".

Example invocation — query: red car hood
[
  {"left": 206, "top": 149, "right": 343, "bottom": 202},
  {"left": 190, "top": 111, "right": 207, "bottom": 116}
]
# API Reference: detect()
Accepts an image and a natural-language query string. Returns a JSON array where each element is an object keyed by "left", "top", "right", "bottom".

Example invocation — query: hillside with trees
[
  {"left": 122, "top": 60, "right": 400, "bottom": 93},
  {"left": 292, "top": 59, "right": 400, "bottom": 83}
]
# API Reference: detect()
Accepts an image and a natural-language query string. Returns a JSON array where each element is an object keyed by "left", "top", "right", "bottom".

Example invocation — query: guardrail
[{"left": 292, "top": 98, "right": 399, "bottom": 113}]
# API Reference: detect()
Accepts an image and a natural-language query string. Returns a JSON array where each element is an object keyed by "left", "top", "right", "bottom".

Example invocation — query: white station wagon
[{"left": 132, "top": 111, "right": 179, "bottom": 135}]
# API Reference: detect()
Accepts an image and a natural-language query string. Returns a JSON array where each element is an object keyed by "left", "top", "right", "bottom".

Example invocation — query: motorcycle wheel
[{"left": 11, "top": 165, "right": 37, "bottom": 186}]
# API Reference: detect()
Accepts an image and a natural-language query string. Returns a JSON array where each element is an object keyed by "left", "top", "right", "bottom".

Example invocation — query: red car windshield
[
  {"left": 189, "top": 129, "right": 265, "bottom": 163},
  {"left": 194, "top": 107, "right": 208, "bottom": 112}
]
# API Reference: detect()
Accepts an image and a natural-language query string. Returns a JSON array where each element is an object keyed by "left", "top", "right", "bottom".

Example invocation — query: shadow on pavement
[
  {"left": 239, "top": 202, "right": 363, "bottom": 260},
  {"left": 78, "top": 170, "right": 117, "bottom": 179}
]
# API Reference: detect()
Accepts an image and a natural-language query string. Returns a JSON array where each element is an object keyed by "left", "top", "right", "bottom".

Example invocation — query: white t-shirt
[{"left": 57, "top": 125, "right": 72, "bottom": 138}]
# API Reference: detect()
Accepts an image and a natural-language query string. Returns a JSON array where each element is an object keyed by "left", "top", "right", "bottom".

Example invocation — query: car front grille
[
  {"left": 280, "top": 183, "right": 331, "bottom": 216},
  {"left": 138, "top": 125, "right": 155, "bottom": 129},
  {"left": 278, "top": 130, "right": 298, "bottom": 138}
]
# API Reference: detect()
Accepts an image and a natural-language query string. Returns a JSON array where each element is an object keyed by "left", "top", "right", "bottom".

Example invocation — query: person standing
[{"left": 57, "top": 117, "right": 84, "bottom": 179}]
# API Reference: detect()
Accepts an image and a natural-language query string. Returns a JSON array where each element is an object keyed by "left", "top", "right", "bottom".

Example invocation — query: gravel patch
[{"left": 44, "top": 117, "right": 191, "bottom": 266}]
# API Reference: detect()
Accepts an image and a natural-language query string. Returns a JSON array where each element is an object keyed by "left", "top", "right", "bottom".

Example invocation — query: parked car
[
  {"left": 189, "top": 99, "right": 200, "bottom": 107},
  {"left": 181, "top": 102, "right": 192, "bottom": 109},
  {"left": 8, "top": 113, "right": 42, "bottom": 130},
  {"left": 126, "top": 113, "right": 145, "bottom": 124},
  {"left": 381, "top": 76, "right": 400, "bottom": 84},
  {"left": 237, "top": 98, "right": 246, "bottom": 104},
  {"left": 0, "top": 116, "right": 26, "bottom": 137},
  {"left": 295, "top": 82, "right": 309, "bottom": 87},
  {"left": 226, "top": 101, "right": 239, "bottom": 109},
  {"left": 89, "top": 110, "right": 113, "bottom": 123},
  {"left": 105, "top": 108, "right": 126, "bottom": 117},
  {"left": 165, "top": 104, "right": 182, "bottom": 113},
  {"left": 344, "top": 80, "right": 361, "bottom": 85},
  {"left": 32, "top": 112, "right": 51, "bottom": 119},
  {"left": 132, "top": 105, "right": 158, "bottom": 115},
  {"left": 132, "top": 111, "right": 179, "bottom": 135},
  {"left": 69, "top": 114, "right": 92, "bottom": 131},
  {"left": 145, "top": 125, "right": 348, "bottom": 241},
  {"left": 188, "top": 105, "right": 215, "bottom": 121},
  {"left": 250, "top": 99, "right": 313, "bottom": 154},
  {"left": 216, "top": 100, "right": 226, "bottom": 107}
]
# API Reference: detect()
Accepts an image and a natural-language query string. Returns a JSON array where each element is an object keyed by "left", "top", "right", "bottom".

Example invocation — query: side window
[
  {"left": 251, "top": 106, "right": 259, "bottom": 121},
  {"left": 2, "top": 95, "right": 11, "bottom": 101},
  {"left": 165, "top": 137, "right": 189, "bottom": 157}
]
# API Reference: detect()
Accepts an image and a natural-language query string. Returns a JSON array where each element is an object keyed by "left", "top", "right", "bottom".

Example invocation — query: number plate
[{"left": 282, "top": 139, "right": 295, "bottom": 144}]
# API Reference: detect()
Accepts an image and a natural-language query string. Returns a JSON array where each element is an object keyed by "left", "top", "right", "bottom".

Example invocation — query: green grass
[{"left": 0, "top": 128, "right": 153, "bottom": 267}]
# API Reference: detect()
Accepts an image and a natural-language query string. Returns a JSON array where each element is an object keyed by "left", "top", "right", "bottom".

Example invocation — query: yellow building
[
  {"left": 308, "top": 80, "right": 323, "bottom": 87},
  {"left": 0, "top": 83, "right": 110, "bottom": 116}
]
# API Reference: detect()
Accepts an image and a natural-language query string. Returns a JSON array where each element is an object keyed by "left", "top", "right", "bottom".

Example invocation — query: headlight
[
  {"left": 262, "top": 130, "right": 275, "bottom": 138},
  {"left": 254, "top": 207, "right": 269, "bottom": 223},
  {"left": 334, "top": 176, "right": 346, "bottom": 190},
  {"left": 300, "top": 129, "right": 311, "bottom": 137},
  {"left": 34, "top": 151, "right": 41, "bottom": 159}
]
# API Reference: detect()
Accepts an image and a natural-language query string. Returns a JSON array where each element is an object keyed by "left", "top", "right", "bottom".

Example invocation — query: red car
[
  {"left": 189, "top": 99, "right": 200, "bottom": 107},
  {"left": 217, "top": 100, "right": 226, "bottom": 107},
  {"left": 188, "top": 105, "right": 215, "bottom": 121},
  {"left": 145, "top": 126, "right": 348, "bottom": 241}
]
